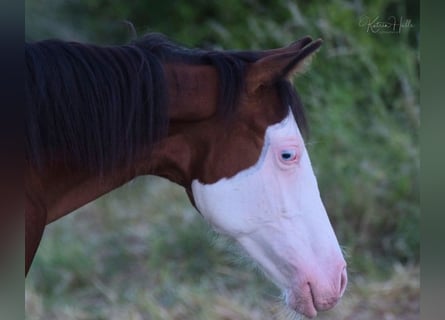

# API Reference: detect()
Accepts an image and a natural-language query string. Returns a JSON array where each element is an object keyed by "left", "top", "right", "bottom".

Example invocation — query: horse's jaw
[{"left": 191, "top": 111, "right": 347, "bottom": 318}]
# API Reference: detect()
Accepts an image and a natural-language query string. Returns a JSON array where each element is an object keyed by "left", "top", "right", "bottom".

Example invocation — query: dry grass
[
  {"left": 25, "top": 177, "right": 419, "bottom": 320},
  {"left": 26, "top": 265, "right": 419, "bottom": 320},
  {"left": 317, "top": 264, "right": 419, "bottom": 320}
]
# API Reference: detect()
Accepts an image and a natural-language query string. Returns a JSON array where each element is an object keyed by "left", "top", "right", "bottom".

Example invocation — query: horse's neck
[
  {"left": 27, "top": 166, "right": 136, "bottom": 224},
  {"left": 30, "top": 63, "right": 221, "bottom": 224},
  {"left": 31, "top": 127, "right": 195, "bottom": 225},
  {"left": 165, "top": 63, "right": 219, "bottom": 121},
  {"left": 133, "top": 63, "right": 222, "bottom": 183}
]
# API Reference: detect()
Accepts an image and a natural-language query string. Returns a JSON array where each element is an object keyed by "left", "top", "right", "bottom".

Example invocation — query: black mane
[{"left": 25, "top": 33, "right": 306, "bottom": 174}]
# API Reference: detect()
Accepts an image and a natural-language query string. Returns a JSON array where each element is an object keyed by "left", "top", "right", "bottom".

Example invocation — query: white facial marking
[{"left": 191, "top": 109, "right": 346, "bottom": 317}]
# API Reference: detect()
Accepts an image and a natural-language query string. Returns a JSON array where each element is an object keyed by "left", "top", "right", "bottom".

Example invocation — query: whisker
[
  {"left": 304, "top": 140, "right": 322, "bottom": 148},
  {"left": 271, "top": 302, "right": 305, "bottom": 320}
]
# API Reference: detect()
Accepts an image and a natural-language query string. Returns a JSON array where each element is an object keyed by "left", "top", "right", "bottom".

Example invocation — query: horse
[{"left": 25, "top": 33, "right": 347, "bottom": 318}]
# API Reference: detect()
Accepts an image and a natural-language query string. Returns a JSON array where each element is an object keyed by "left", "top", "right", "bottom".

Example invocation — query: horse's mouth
[
  {"left": 285, "top": 285, "right": 318, "bottom": 319},
  {"left": 285, "top": 283, "right": 343, "bottom": 319}
]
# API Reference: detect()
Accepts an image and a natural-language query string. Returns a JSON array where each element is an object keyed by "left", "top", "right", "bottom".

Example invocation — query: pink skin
[{"left": 192, "top": 110, "right": 347, "bottom": 318}]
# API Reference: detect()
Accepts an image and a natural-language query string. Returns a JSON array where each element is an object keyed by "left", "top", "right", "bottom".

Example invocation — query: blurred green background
[{"left": 25, "top": 0, "right": 419, "bottom": 319}]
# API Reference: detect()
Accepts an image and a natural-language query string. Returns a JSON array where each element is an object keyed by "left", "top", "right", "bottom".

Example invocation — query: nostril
[{"left": 339, "top": 266, "right": 348, "bottom": 297}]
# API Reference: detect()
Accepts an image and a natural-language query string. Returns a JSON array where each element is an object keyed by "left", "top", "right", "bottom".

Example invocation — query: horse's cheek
[{"left": 190, "top": 175, "right": 256, "bottom": 236}]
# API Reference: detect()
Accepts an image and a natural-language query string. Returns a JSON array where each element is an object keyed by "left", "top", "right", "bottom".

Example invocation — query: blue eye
[{"left": 281, "top": 149, "right": 297, "bottom": 161}]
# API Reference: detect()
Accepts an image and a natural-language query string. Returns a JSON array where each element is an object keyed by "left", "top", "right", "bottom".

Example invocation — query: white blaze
[{"left": 191, "top": 110, "right": 345, "bottom": 314}]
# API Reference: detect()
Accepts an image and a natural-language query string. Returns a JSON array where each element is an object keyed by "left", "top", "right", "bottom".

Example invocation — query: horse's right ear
[{"left": 247, "top": 38, "right": 322, "bottom": 94}]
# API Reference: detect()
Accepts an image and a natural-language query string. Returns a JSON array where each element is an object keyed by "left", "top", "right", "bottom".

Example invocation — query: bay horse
[{"left": 25, "top": 34, "right": 347, "bottom": 318}]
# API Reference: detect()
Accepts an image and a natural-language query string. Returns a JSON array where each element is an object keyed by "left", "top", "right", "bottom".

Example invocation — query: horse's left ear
[{"left": 247, "top": 38, "right": 322, "bottom": 94}]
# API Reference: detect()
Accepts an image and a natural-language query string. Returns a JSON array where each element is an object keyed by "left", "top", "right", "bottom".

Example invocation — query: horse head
[{"left": 156, "top": 37, "right": 347, "bottom": 318}]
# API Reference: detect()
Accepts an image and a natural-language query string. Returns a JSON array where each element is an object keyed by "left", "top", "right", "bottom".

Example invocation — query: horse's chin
[{"left": 283, "top": 287, "right": 318, "bottom": 319}]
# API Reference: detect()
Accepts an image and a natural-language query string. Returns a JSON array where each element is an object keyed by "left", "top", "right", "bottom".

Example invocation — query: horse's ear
[
  {"left": 256, "top": 36, "right": 314, "bottom": 58},
  {"left": 247, "top": 38, "right": 322, "bottom": 94}
]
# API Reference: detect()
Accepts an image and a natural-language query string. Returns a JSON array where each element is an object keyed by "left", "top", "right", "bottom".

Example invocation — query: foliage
[{"left": 25, "top": 0, "right": 419, "bottom": 318}]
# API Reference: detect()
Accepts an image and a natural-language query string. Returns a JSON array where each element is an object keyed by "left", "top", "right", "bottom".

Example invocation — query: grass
[
  {"left": 26, "top": 177, "right": 419, "bottom": 320},
  {"left": 25, "top": 0, "right": 419, "bottom": 318}
]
